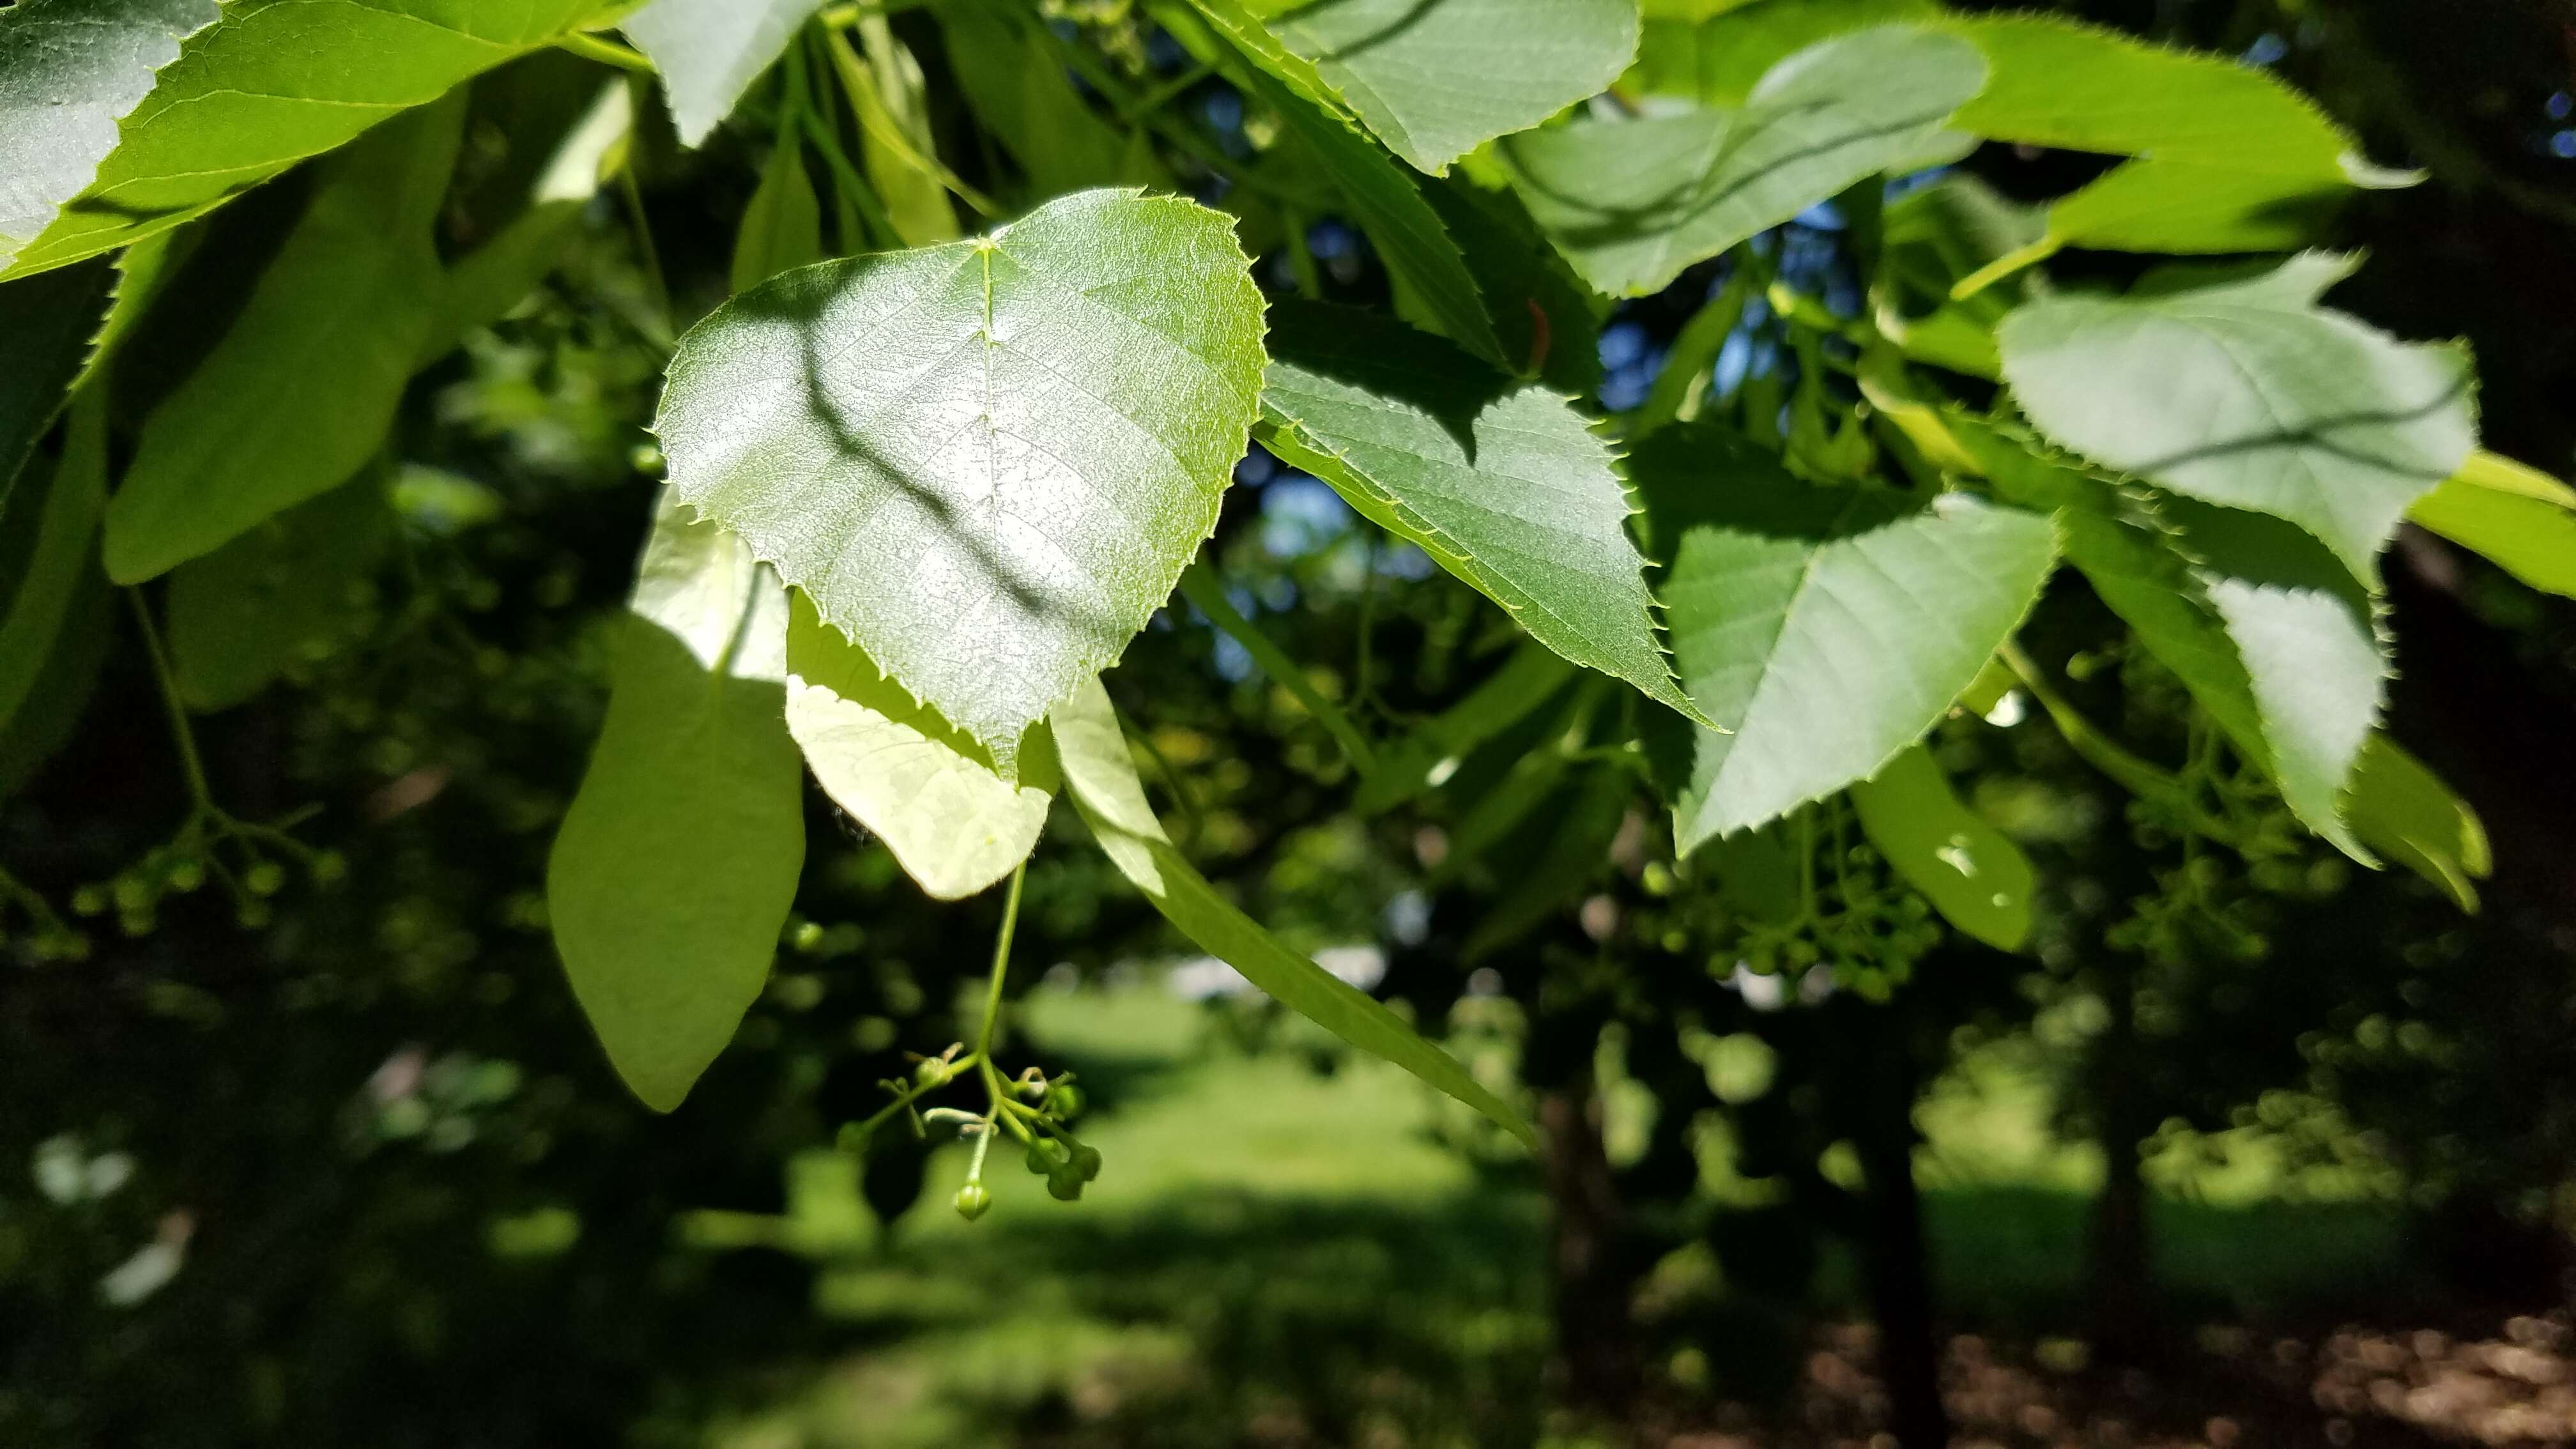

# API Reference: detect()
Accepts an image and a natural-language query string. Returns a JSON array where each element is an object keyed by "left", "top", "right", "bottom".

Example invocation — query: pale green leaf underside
[
  {"left": 1, "top": 0, "right": 594, "bottom": 281},
  {"left": 625, "top": 0, "right": 827, "bottom": 146},
  {"left": 1998, "top": 254, "right": 2476, "bottom": 583},
  {"left": 1501, "top": 27, "right": 1986, "bottom": 296},
  {"left": 1256, "top": 302, "right": 1695, "bottom": 722},
  {"left": 1052, "top": 675, "right": 1536, "bottom": 1147},
  {"left": 103, "top": 98, "right": 461, "bottom": 583},
  {"left": 1636, "top": 424, "right": 2057, "bottom": 850},
  {"left": 654, "top": 188, "right": 1268, "bottom": 772},
  {"left": 1851, "top": 744, "right": 2034, "bottom": 951},
  {"left": 1241, "top": 0, "right": 1640, "bottom": 174},
  {"left": 550, "top": 502, "right": 804, "bottom": 1112},
  {"left": 2408, "top": 450, "right": 2576, "bottom": 600},
  {"left": 785, "top": 593, "right": 1057, "bottom": 901},
  {"left": 1962, "top": 417, "right": 2382, "bottom": 859},
  {"left": 0, "top": 0, "right": 218, "bottom": 272}
]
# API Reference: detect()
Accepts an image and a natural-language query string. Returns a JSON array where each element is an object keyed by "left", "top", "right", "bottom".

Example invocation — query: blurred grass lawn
[{"left": 696, "top": 980, "right": 2411, "bottom": 1449}]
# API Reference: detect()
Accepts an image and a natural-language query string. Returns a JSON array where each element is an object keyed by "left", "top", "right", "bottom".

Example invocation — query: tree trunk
[
  {"left": 2086, "top": 964, "right": 2159, "bottom": 1364},
  {"left": 1542, "top": 1078, "right": 1639, "bottom": 1413},
  {"left": 1846, "top": 1004, "right": 1950, "bottom": 1449}
]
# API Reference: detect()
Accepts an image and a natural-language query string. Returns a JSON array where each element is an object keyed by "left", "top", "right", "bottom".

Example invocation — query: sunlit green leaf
[
  {"left": 784, "top": 593, "right": 1056, "bottom": 901},
  {"left": 2407, "top": 450, "right": 2576, "bottom": 599},
  {"left": 550, "top": 494, "right": 804, "bottom": 1113},
  {"left": 2, "top": 0, "right": 592, "bottom": 280},
  {"left": 1501, "top": 27, "right": 1985, "bottom": 296},
  {"left": 0, "top": 0, "right": 219, "bottom": 272},
  {"left": 655, "top": 188, "right": 1267, "bottom": 772},
  {"left": 624, "top": 0, "right": 825, "bottom": 147},
  {"left": 2346, "top": 735, "right": 2490, "bottom": 914},
  {"left": 166, "top": 473, "right": 393, "bottom": 712},
  {"left": 826, "top": 18, "right": 959, "bottom": 246},
  {"left": 1998, "top": 254, "right": 2476, "bottom": 582},
  {"left": 1624, "top": 0, "right": 1935, "bottom": 106},
  {"left": 1052, "top": 675, "right": 1536, "bottom": 1146},
  {"left": 732, "top": 134, "right": 825, "bottom": 295},
  {"left": 102, "top": 98, "right": 461, "bottom": 583},
  {"left": 1258, "top": 302, "right": 1696, "bottom": 721},
  {"left": 1632, "top": 423, "right": 2057, "bottom": 850},
  {"left": 1851, "top": 743, "right": 2034, "bottom": 951}
]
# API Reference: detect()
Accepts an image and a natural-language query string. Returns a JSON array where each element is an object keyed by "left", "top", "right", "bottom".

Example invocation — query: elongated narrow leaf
[
  {"left": 0, "top": 392, "right": 107, "bottom": 734},
  {"left": 167, "top": 475, "right": 394, "bottom": 711},
  {"left": 626, "top": 0, "right": 826, "bottom": 146},
  {"left": 103, "top": 99, "right": 461, "bottom": 583},
  {"left": 1963, "top": 417, "right": 2382, "bottom": 857},
  {"left": 1258, "top": 302, "right": 1696, "bottom": 721},
  {"left": 1501, "top": 27, "right": 1985, "bottom": 296},
  {"left": 1851, "top": 744, "right": 2033, "bottom": 951},
  {"left": 0, "top": 0, "right": 219, "bottom": 272},
  {"left": 0, "top": 545, "right": 109, "bottom": 802},
  {"left": 732, "top": 135, "right": 825, "bottom": 295},
  {"left": 942, "top": 2, "right": 1167, "bottom": 198},
  {"left": 1633, "top": 423, "right": 2057, "bottom": 849},
  {"left": 1358, "top": 641, "right": 1577, "bottom": 814},
  {"left": 2, "top": 0, "right": 593, "bottom": 280},
  {"left": 550, "top": 496, "right": 803, "bottom": 1112},
  {"left": 784, "top": 594, "right": 1055, "bottom": 901},
  {"left": 1998, "top": 254, "right": 2476, "bottom": 582},
  {"left": 1211, "top": 0, "right": 1639, "bottom": 174},
  {"left": 656, "top": 188, "right": 1267, "bottom": 772},
  {"left": 1463, "top": 765, "right": 1631, "bottom": 961},
  {"left": 827, "top": 19, "right": 958, "bottom": 247},
  {"left": 2408, "top": 450, "right": 2576, "bottom": 599},
  {"left": 0, "top": 257, "right": 116, "bottom": 498},
  {"left": 2346, "top": 735, "right": 2490, "bottom": 914},
  {"left": 1052, "top": 675, "right": 1535, "bottom": 1146}
]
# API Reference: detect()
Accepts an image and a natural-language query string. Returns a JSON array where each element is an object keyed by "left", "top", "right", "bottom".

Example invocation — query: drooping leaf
[
  {"left": 0, "top": 0, "right": 220, "bottom": 272},
  {"left": 1257, "top": 302, "right": 1698, "bottom": 721},
  {"left": 1501, "top": 27, "right": 1986, "bottom": 296},
  {"left": 2345, "top": 735, "right": 2490, "bottom": 914},
  {"left": 1051, "top": 675, "right": 1536, "bottom": 1146},
  {"left": 549, "top": 494, "right": 804, "bottom": 1112},
  {"left": 1963, "top": 417, "right": 2382, "bottom": 857},
  {"left": 1632, "top": 423, "right": 2057, "bottom": 850},
  {"left": 625, "top": 0, "right": 827, "bottom": 147},
  {"left": 2407, "top": 450, "right": 2576, "bottom": 599},
  {"left": 1625, "top": 0, "right": 1936, "bottom": 106},
  {"left": 1462, "top": 765, "right": 1632, "bottom": 962},
  {"left": 166, "top": 473, "right": 394, "bottom": 712},
  {"left": 825, "top": 18, "right": 960, "bottom": 246},
  {"left": 102, "top": 98, "right": 462, "bottom": 583},
  {"left": 1851, "top": 743, "right": 2034, "bottom": 951},
  {"left": 1998, "top": 254, "right": 2476, "bottom": 582},
  {"left": 732, "top": 134, "right": 825, "bottom": 295},
  {"left": 942, "top": 1, "right": 1168, "bottom": 199},
  {"left": 0, "top": 541, "right": 110, "bottom": 802},
  {"left": 1, "top": 0, "right": 594, "bottom": 280},
  {"left": 1945, "top": 15, "right": 2405, "bottom": 258},
  {"left": 0, "top": 392, "right": 107, "bottom": 736},
  {"left": 1358, "top": 641, "right": 1577, "bottom": 814},
  {"left": 654, "top": 188, "right": 1267, "bottom": 772},
  {"left": 1208, "top": 0, "right": 1639, "bottom": 175},
  {"left": 783, "top": 594, "right": 1056, "bottom": 901},
  {"left": 0, "top": 257, "right": 116, "bottom": 499}
]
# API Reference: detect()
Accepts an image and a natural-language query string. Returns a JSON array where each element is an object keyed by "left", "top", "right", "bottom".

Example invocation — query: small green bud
[
  {"left": 245, "top": 861, "right": 288, "bottom": 897},
  {"left": 165, "top": 857, "right": 206, "bottom": 893},
  {"left": 912, "top": 1057, "right": 951, "bottom": 1089},
  {"left": 70, "top": 885, "right": 107, "bottom": 917},
  {"left": 112, "top": 876, "right": 151, "bottom": 912},
  {"left": 310, "top": 851, "right": 348, "bottom": 885},
  {"left": 236, "top": 900, "right": 273, "bottom": 931},
  {"left": 1045, "top": 1083, "right": 1086, "bottom": 1120},
  {"left": 1045, "top": 1167, "right": 1084, "bottom": 1202},
  {"left": 953, "top": 1182, "right": 992, "bottom": 1221},
  {"left": 1024, "top": 1138, "right": 1070, "bottom": 1176},
  {"left": 1069, "top": 1144, "right": 1102, "bottom": 1183}
]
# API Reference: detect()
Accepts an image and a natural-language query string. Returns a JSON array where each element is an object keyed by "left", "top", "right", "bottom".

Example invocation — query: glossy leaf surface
[
  {"left": 0, "top": 0, "right": 218, "bottom": 272},
  {"left": 1851, "top": 743, "right": 2034, "bottom": 951}
]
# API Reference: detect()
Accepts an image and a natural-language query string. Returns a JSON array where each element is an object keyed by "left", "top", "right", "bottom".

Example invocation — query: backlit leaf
[
  {"left": 2407, "top": 450, "right": 2576, "bottom": 599},
  {"left": 1501, "top": 27, "right": 1986, "bottom": 296},
  {"left": 732, "top": 135, "right": 825, "bottom": 295},
  {"left": 549, "top": 494, "right": 803, "bottom": 1112},
  {"left": 1633, "top": 423, "right": 2057, "bottom": 850},
  {"left": 0, "top": 0, "right": 219, "bottom": 272},
  {"left": 103, "top": 98, "right": 461, "bottom": 583},
  {"left": 625, "top": 0, "right": 825, "bottom": 147},
  {"left": 1624, "top": 0, "right": 1935, "bottom": 106},
  {"left": 1, "top": 0, "right": 592, "bottom": 280},
  {"left": 1851, "top": 743, "right": 2034, "bottom": 951},
  {"left": 654, "top": 188, "right": 1267, "bottom": 772},
  {"left": 1998, "top": 254, "right": 2476, "bottom": 582},
  {"left": 2346, "top": 735, "right": 2490, "bottom": 914},
  {"left": 1052, "top": 675, "right": 1536, "bottom": 1147},
  {"left": 1257, "top": 302, "right": 1696, "bottom": 721},
  {"left": 784, "top": 594, "right": 1056, "bottom": 901}
]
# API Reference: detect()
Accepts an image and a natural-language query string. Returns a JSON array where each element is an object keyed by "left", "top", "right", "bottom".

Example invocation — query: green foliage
[
  {"left": 165, "top": 473, "right": 394, "bottom": 711},
  {"left": 0, "top": 0, "right": 593, "bottom": 280},
  {"left": 1257, "top": 302, "right": 1692, "bottom": 719},
  {"left": 102, "top": 99, "right": 461, "bottom": 583},
  {"left": 2407, "top": 450, "right": 2576, "bottom": 599},
  {"left": 0, "top": 0, "right": 218, "bottom": 271},
  {"left": 1997, "top": 253, "right": 2476, "bottom": 581},
  {"left": 1633, "top": 424, "right": 2057, "bottom": 850},
  {"left": 1850, "top": 744, "right": 2034, "bottom": 951},
  {"left": 655, "top": 188, "right": 1267, "bottom": 771},
  {"left": 0, "top": 392, "right": 107, "bottom": 741},
  {"left": 1501, "top": 26, "right": 1985, "bottom": 296},
  {"left": 0, "top": 258, "right": 114, "bottom": 493},
  {"left": 548, "top": 498, "right": 806, "bottom": 1111},
  {"left": 627, "top": 0, "right": 828, "bottom": 146}
]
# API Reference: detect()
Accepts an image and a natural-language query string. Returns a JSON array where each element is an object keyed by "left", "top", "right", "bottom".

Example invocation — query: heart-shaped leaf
[{"left": 655, "top": 188, "right": 1268, "bottom": 772}]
